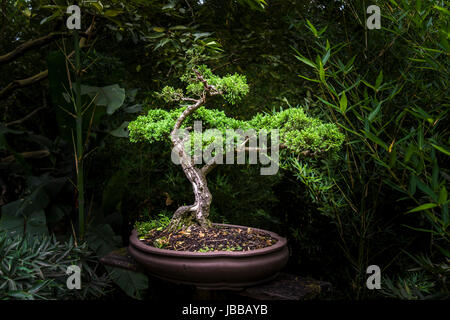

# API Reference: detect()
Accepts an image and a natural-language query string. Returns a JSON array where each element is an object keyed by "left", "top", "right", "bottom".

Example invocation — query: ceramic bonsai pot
[{"left": 128, "top": 223, "right": 289, "bottom": 290}]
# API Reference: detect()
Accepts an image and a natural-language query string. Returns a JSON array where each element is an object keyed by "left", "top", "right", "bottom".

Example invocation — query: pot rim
[{"left": 129, "top": 223, "right": 287, "bottom": 258}]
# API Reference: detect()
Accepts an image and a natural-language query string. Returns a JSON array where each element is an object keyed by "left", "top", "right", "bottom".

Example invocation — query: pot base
[{"left": 128, "top": 224, "right": 289, "bottom": 290}]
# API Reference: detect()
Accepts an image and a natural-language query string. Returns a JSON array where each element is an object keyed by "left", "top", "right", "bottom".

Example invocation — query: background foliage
[{"left": 0, "top": 0, "right": 448, "bottom": 299}]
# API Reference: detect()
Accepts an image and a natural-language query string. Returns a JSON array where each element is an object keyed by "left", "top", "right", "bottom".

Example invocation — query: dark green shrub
[{"left": 0, "top": 233, "right": 111, "bottom": 300}]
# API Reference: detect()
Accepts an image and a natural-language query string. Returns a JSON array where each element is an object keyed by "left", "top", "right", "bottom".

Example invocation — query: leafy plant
[
  {"left": 135, "top": 212, "right": 172, "bottom": 236},
  {"left": 0, "top": 233, "right": 111, "bottom": 300}
]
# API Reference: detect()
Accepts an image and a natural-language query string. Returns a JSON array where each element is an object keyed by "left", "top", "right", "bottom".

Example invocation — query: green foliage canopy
[{"left": 128, "top": 66, "right": 344, "bottom": 158}]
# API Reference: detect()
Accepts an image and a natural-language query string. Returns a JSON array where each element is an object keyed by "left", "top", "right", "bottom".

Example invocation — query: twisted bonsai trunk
[
  {"left": 168, "top": 136, "right": 214, "bottom": 230},
  {"left": 167, "top": 70, "right": 219, "bottom": 231}
]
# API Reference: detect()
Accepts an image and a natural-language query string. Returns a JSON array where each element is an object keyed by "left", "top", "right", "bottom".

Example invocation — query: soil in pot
[{"left": 138, "top": 224, "right": 278, "bottom": 252}]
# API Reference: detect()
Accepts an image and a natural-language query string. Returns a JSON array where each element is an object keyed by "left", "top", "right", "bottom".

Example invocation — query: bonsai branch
[
  {"left": 201, "top": 158, "right": 217, "bottom": 176},
  {"left": 193, "top": 68, "right": 222, "bottom": 95}
]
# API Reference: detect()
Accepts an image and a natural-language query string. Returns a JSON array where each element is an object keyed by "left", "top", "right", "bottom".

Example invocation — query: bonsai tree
[{"left": 128, "top": 66, "right": 344, "bottom": 231}]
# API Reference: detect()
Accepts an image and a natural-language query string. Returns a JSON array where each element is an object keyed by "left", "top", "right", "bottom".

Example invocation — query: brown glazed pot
[{"left": 128, "top": 223, "right": 289, "bottom": 290}]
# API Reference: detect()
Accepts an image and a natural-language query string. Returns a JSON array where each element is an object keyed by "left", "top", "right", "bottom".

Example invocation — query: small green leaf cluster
[
  {"left": 216, "top": 73, "right": 249, "bottom": 105},
  {"left": 129, "top": 106, "right": 344, "bottom": 156},
  {"left": 128, "top": 108, "right": 181, "bottom": 143},
  {"left": 182, "top": 65, "right": 249, "bottom": 104},
  {"left": 198, "top": 246, "right": 215, "bottom": 252},
  {"left": 250, "top": 108, "right": 345, "bottom": 154},
  {"left": 153, "top": 236, "right": 169, "bottom": 249},
  {"left": 190, "top": 106, "right": 249, "bottom": 130},
  {"left": 129, "top": 65, "right": 343, "bottom": 156},
  {"left": 158, "top": 86, "right": 184, "bottom": 103},
  {"left": 135, "top": 213, "right": 171, "bottom": 237},
  {"left": 128, "top": 107, "right": 249, "bottom": 145}
]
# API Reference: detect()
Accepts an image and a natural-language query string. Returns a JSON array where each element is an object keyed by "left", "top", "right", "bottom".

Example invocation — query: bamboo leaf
[
  {"left": 319, "top": 60, "right": 325, "bottom": 82},
  {"left": 434, "top": 5, "right": 450, "bottom": 15},
  {"left": 430, "top": 143, "right": 450, "bottom": 156},
  {"left": 438, "top": 186, "right": 448, "bottom": 204},
  {"left": 368, "top": 101, "right": 382, "bottom": 122},
  {"left": 317, "top": 96, "right": 339, "bottom": 112},
  {"left": 339, "top": 91, "right": 347, "bottom": 114},
  {"left": 305, "top": 19, "right": 318, "bottom": 37},
  {"left": 375, "top": 71, "right": 383, "bottom": 89},
  {"left": 322, "top": 49, "right": 331, "bottom": 65},
  {"left": 363, "top": 130, "right": 388, "bottom": 150},
  {"left": 407, "top": 203, "right": 437, "bottom": 213},
  {"left": 418, "top": 126, "right": 424, "bottom": 150},
  {"left": 362, "top": 80, "right": 376, "bottom": 91},
  {"left": 298, "top": 74, "right": 320, "bottom": 83},
  {"left": 415, "top": 178, "right": 438, "bottom": 202},
  {"left": 294, "top": 55, "right": 317, "bottom": 69}
]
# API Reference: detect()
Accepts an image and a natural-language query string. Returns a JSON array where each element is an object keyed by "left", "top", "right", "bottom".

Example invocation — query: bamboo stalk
[{"left": 73, "top": 30, "right": 85, "bottom": 239}]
